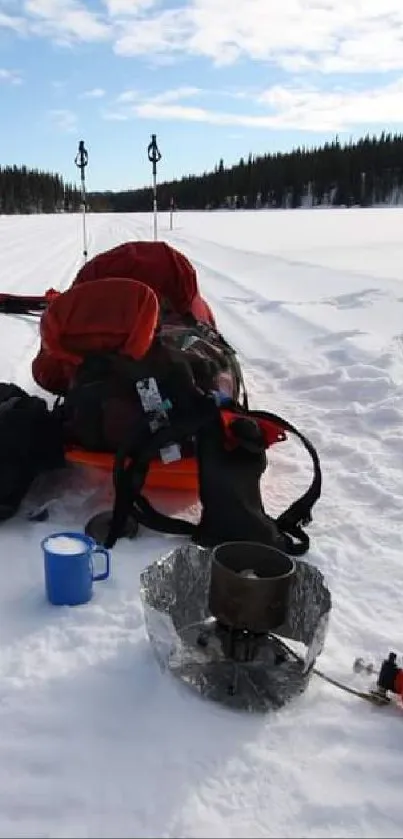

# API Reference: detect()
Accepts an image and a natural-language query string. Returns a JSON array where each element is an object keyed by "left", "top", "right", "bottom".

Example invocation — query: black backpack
[
  {"left": 0, "top": 383, "right": 65, "bottom": 521},
  {"left": 56, "top": 324, "right": 321, "bottom": 558},
  {"left": 58, "top": 320, "right": 246, "bottom": 457}
]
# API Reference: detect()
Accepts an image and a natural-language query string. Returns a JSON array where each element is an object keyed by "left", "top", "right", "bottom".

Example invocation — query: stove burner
[{"left": 196, "top": 618, "right": 288, "bottom": 665}]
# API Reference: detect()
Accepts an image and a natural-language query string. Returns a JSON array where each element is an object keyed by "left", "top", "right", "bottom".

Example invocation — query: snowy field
[{"left": 0, "top": 206, "right": 402, "bottom": 838}]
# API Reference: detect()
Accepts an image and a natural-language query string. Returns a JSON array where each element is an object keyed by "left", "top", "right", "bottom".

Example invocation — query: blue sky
[{"left": 2, "top": 0, "right": 403, "bottom": 191}]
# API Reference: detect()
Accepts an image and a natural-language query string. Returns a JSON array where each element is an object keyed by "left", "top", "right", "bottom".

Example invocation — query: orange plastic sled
[{"left": 65, "top": 447, "right": 199, "bottom": 493}]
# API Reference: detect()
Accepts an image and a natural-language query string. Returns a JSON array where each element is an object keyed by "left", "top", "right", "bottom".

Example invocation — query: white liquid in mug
[{"left": 45, "top": 535, "right": 88, "bottom": 555}]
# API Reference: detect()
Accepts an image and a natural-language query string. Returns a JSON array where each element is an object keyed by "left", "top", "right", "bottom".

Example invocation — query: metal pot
[{"left": 208, "top": 541, "right": 296, "bottom": 633}]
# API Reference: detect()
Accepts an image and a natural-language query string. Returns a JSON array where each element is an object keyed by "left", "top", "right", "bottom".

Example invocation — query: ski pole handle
[
  {"left": 75, "top": 140, "right": 88, "bottom": 172},
  {"left": 147, "top": 134, "right": 162, "bottom": 175}
]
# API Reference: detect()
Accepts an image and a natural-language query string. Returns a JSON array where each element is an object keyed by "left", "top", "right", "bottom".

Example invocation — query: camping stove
[
  {"left": 191, "top": 540, "right": 295, "bottom": 670},
  {"left": 139, "top": 542, "right": 332, "bottom": 713}
]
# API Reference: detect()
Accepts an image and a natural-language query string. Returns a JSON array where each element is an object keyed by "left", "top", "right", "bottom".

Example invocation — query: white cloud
[
  {"left": 113, "top": 8, "right": 193, "bottom": 57},
  {"left": 116, "top": 89, "right": 140, "bottom": 103},
  {"left": 103, "top": 77, "right": 403, "bottom": 132},
  {"left": 81, "top": 87, "right": 106, "bottom": 98},
  {"left": 24, "top": 0, "right": 110, "bottom": 44},
  {"left": 0, "top": 68, "right": 23, "bottom": 84},
  {"left": 151, "top": 86, "right": 202, "bottom": 104},
  {"left": 2, "top": 0, "right": 403, "bottom": 79},
  {"left": 49, "top": 108, "right": 78, "bottom": 132},
  {"left": 256, "top": 79, "right": 403, "bottom": 130},
  {"left": 112, "top": 0, "right": 403, "bottom": 75},
  {"left": 0, "top": 10, "right": 27, "bottom": 32},
  {"left": 104, "top": 84, "right": 202, "bottom": 118},
  {"left": 103, "top": 0, "right": 157, "bottom": 15}
]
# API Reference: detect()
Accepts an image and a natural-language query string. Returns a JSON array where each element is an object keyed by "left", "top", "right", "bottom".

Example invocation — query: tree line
[
  {"left": 91, "top": 132, "right": 403, "bottom": 212},
  {"left": 0, "top": 165, "right": 88, "bottom": 214},
  {"left": 3, "top": 132, "right": 403, "bottom": 215}
]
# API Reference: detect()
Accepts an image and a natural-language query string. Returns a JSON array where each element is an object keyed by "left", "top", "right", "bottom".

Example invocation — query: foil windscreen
[{"left": 140, "top": 543, "right": 331, "bottom": 713}]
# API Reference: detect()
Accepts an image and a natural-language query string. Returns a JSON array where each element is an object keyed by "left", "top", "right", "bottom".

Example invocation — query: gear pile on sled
[
  {"left": 0, "top": 240, "right": 322, "bottom": 555},
  {"left": 0, "top": 238, "right": 333, "bottom": 712}
]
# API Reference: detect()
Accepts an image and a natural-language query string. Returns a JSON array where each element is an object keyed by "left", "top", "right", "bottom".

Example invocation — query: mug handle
[{"left": 91, "top": 547, "right": 110, "bottom": 582}]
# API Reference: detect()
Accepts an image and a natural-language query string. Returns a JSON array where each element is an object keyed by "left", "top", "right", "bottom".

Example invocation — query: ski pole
[
  {"left": 170, "top": 196, "right": 175, "bottom": 231},
  {"left": 75, "top": 140, "right": 89, "bottom": 260},
  {"left": 147, "top": 134, "right": 162, "bottom": 241}
]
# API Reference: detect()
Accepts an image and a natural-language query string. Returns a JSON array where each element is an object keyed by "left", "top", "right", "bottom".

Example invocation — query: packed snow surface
[{"left": 0, "top": 207, "right": 402, "bottom": 838}]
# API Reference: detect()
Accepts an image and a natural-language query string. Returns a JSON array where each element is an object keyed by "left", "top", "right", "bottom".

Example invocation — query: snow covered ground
[{"left": 0, "top": 206, "right": 402, "bottom": 838}]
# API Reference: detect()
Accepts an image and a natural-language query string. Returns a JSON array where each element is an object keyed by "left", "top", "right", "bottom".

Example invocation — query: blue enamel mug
[{"left": 41, "top": 531, "right": 110, "bottom": 606}]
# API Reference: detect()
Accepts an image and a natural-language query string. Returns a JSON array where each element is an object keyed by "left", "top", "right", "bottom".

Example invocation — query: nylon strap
[{"left": 105, "top": 400, "right": 321, "bottom": 553}]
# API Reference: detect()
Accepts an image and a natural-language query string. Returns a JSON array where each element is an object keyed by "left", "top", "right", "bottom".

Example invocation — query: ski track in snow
[{"left": 0, "top": 209, "right": 402, "bottom": 839}]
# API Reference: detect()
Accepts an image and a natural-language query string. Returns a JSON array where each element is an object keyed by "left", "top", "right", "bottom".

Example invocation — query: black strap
[
  {"left": 0, "top": 293, "right": 48, "bottom": 316},
  {"left": 244, "top": 409, "right": 322, "bottom": 551},
  {"left": 105, "top": 400, "right": 321, "bottom": 553}
]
